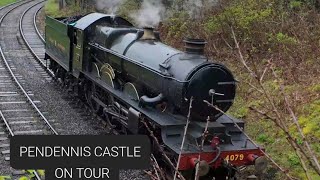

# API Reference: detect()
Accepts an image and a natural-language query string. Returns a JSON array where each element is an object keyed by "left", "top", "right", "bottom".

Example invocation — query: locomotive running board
[{"left": 161, "top": 118, "right": 261, "bottom": 154}]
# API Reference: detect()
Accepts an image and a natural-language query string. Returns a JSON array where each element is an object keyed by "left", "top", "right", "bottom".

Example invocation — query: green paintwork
[
  {"left": 72, "top": 29, "right": 84, "bottom": 77},
  {"left": 45, "top": 16, "right": 71, "bottom": 71}
]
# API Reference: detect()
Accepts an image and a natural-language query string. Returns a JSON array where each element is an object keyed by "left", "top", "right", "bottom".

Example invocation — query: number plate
[{"left": 224, "top": 154, "right": 245, "bottom": 161}]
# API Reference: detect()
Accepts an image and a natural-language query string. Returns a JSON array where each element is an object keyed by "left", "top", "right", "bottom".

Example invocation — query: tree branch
[
  {"left": 230, "top": 25, "right": 320, "bottom": 176},
  {"left": 142, "top": 120, "right": 186, "bottom": 180},
  {"left": 270, "top": 64, "right": 320, "bottom": 174},
  {"left": 174, "top": 97, "right": 193, "bottom": 180},
  {"left": 204, "top": 100, "right": 296, "bottom": 180}
]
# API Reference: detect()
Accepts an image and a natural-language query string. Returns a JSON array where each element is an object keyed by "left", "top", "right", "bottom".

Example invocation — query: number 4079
[{"left": 225, "top": 154, "right": 244, "bottom": 161}]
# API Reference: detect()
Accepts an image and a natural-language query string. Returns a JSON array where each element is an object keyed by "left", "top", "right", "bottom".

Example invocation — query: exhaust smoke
[{"left": 130, "top": 0, "right": 165, "bottom": 28}]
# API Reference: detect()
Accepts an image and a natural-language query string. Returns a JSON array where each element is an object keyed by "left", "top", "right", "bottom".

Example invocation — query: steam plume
[
  {"left": 94, "top": 0, "right": 219, "bottom": 27},
  {"left": 130, "top": 0, "right": 165, "bottom": 28}
]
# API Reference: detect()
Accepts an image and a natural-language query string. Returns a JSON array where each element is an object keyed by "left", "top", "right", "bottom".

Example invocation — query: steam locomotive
[{"left": 45, "top": 13, "right": 267, "bottom": 179}]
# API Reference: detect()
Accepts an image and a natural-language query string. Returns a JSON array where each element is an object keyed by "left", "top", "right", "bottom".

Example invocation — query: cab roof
[{"left": 74, "top": 13, "right": 120, "bottom": 30}]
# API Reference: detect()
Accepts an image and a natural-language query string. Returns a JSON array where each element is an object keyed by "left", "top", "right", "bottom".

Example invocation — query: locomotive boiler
[
  {"left": 91, "top": 25, "right": 236, "bottom": 122},
  {"left": 45, "top": 13, "right": 267, "bottom": 179}
]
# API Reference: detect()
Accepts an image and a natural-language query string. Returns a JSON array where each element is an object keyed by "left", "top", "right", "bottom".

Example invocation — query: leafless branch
[
  {"left": 151, "top": 154, "right": 166, "bottom": 180},
  {"left": 153, "top": 165, "right": 161, "bottom": 180},
  {"left": 144, "top": 170, "right": 158, "bottom": 180},
  {"left": 194, "top": 116, "right": 211, "bottom": 180},
  {"left": 288, "top": 139, "right": 312, "bottom": 180},
  {"left": 243, "top": 80, "right": 264, "bottom": 94},
  {"left": 220, "top": 35, "right": 233, "bottom": 49},
  {"left": 270, "top": 64, "right": 320, "bottom": 174},
  {"left": 174, "top": 97, "right": 193, "bottom": 180},
  {"left": 260, "top": 65, "right": 271, "bottom": 83},
  {"left": 230, "top": 24, "right": 320, "bottom": 177},
  {"left": 204, "top": 100, "right": 296, "bottom": 180},
  {"left": 231, "top": 26, "right": 257, "bottom": 78},
  {"left": 250, "top": 107, "right": 320, "bottom": 176},
  {"left": 142, "top": 120, "right": 186, "bottom": 180},
  {"left": 249, "top": 107, "right": 277, "bottom": 121}
]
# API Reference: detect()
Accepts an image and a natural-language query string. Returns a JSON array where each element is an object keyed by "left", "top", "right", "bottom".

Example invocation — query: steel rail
[
  {"left": 0, "top": 110, "right": 14, "bottom": 137},
  {"left": 0, "top": 1, "right": 43, "bottom": 178},
  {"left": 20, "top": 0, "right": 54, "bottom": 77},
  {"left": 0, "top": 1, "right": 57, "bottom": 179},
  {"left": 0, "top": 0, "right": 59, "bottom": 134},
  {"left": 15, "top": 0, "right": 58, "bottom": 135},
  {"left": 33, "top": 5, "right": 45, "bottom": 42}
]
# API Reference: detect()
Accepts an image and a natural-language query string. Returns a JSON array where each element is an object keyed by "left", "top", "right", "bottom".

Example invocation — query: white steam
[
  {"left": 95, "top": 0, "right": 125, "bottom": 14},
  {"left": 130, "top": 0, "right": 165, "bottom": 28},
  {"left": 94, "top": 0, "right": 219, "bottom": 27}
]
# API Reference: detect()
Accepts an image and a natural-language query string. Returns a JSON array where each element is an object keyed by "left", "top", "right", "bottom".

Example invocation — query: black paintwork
[
  {"left": 89, "top": 19, "right": 237, "bottom": 121},
  {"left": 45, "top": 13, "right": 261, "bottom": 157}
]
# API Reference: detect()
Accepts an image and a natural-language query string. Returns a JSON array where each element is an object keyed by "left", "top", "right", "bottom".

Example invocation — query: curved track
[
  {"left": 33, "top": 6, "right": 45, "bottom": 42},
  {"left": 0, "top": 0, "right": 57, "bottom": 178},
  {"left": 20, "top": 1, "right": 54, "bottom": 77}
]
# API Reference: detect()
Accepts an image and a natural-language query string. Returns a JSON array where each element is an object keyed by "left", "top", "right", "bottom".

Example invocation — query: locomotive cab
[{"left": 71, "top": 13, "right": 133, "bottom": 77}]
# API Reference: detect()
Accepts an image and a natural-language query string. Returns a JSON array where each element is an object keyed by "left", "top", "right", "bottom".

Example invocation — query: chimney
[
  {"left": 141, "top": 27, "right": 156, "bottom": 40},
  {"left": 183, "top": 38, "right": 207, "bottom": 55}
]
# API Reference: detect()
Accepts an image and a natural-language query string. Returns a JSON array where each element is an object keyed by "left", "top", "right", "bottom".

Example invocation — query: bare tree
[{"left": 230, "top": 26, "right": 320, "bottom": 178}]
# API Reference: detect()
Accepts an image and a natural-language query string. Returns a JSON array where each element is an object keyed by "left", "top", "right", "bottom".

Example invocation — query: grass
[
  {"left": 0, "top": 170, "right": 45, "bottom": 180},
  {"left": 227, "top": 78, "right": 318, "bottom": 177},
  {"left": 0, "top": 0, "right": 16, "bottom": 7},
  {"left": 44, "top": 0, "right": 59, "bottom": 17},
  {"left": 0, "top": 176, "right": 11, "bottom": 180},
  {"left": 228, "top": 80, "right": 320, "bottom": 179},
  {"left": 45, "top": 0, "right": 91, "bottom": 18}
]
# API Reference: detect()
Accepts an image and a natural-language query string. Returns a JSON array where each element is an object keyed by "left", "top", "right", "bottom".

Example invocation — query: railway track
[
  {"left": 0, "top": 0, "right": 58, "bottom": 179},
  {"left": 20, "top": 0, "right": 54, "bottom": 78}
]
